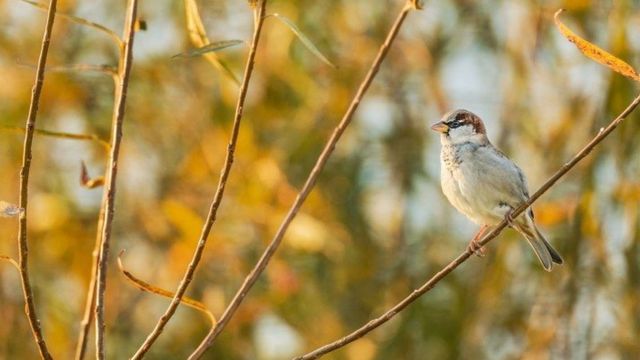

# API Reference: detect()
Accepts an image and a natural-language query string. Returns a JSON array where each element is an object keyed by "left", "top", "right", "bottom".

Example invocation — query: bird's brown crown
[{"left": 444, "top": 109, "right": 486, "bottom": 135}]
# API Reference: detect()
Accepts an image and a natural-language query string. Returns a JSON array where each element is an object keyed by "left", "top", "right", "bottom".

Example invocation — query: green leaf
[
  {"left": 172, "top": 40, "right": 244, "bottom": 59},
  {"left": 184, "top": 0, "right": 241, "bottom": 85},
  {"left": 268, "top": 13, "right": 336, "bottom": 68}
]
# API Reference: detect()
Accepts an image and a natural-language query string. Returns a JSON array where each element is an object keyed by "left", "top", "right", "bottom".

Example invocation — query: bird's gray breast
[
  {"left": 439, "top": 141, "right": 530, "bottom": 225},
  {"left": 441, "top": 142, "right": 482, "bottom": 173},
  {"left": 440, "top": 142, "right": 487, "bottom": 223}
]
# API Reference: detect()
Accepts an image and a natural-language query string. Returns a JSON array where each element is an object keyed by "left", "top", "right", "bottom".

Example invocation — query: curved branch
[
  {"left": 93, "top": 0, "right": 139, "bottom": 358},
  {"left": 294, "top": 92, "right": 640, "bottom": 360},
  {"left": 129, "top": 1, "right": 269, "bottom": 358},
  {"left": 16, "top": 0, "right": 57, "bottom": 359},
  {"left": 188, "top": 1, "right": 418, "bottom": 359},
  {"left": 117, "top": 251, "right": 217, "bottom": 325},
  {"left": 20, "top": 0, "right": 122, "bottom": 46}
]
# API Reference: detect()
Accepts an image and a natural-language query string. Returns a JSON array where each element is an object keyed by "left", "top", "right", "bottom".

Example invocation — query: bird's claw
[
  {"left": 467, "top": 239, "right": 486, "bottom": 257},
  {"left": 504, "top": 210, "right": 516, "bottom": 227}
]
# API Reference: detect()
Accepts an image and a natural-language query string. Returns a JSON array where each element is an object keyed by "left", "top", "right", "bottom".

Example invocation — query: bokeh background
[{"left": 1, "top": 0, "right": 639, "bottom": 359}]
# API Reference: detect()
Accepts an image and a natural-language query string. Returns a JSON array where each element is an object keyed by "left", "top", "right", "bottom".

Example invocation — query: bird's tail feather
[
  {"left": 513, "top": 215, "right": 563, "bottom": 271},
  {"left": 535, "top": 226, "right": 564, "bottom": 265}
]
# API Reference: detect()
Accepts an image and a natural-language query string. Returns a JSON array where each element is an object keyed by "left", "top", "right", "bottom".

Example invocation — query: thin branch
[
  {"left": 74, "top": 205, "right": 104, "bottom": 360},
  {"left": 2, "top": 126, "right": 111, "bottom": 150},
  {"left": 20, "top": 0, "right": 122, "bottom": 46},
  {"left": 189, "top": 2, "right": 417, "bottom": 359},
  {"left": 0, "top": 255, "right": 21, "bottom": 272},
  {"left": 129, "top": 1, "right": 268, "bottom": 358},
  {"left": 73, "top": 68, "right": 118, "bottom": 360},
  {"left": 294, "top": 92, "right": 640, "bottom": 360},
  {"left": 16, "top": 0, "right": 57, "bottom": 358},
  {"left": 71, "top": 59, "right": 120, "bottom": 360},
  {"left": 17, "top": 60, "right": 118, "bottom": 77},
  {"left": 93, "top": 0, "right": 139, "bottom": 358}
]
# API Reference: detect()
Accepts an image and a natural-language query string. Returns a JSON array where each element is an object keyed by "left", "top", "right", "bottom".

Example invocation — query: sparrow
[{"left": 431, "top": 109, "right": 563, "bottom": 271}]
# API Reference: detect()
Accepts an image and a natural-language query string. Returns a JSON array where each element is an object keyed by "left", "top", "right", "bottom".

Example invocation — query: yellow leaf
[
  {"left": 554, "top": 9, "right": 640, "bottom": 82},
  {"left": 117, "top": 251, "right": 216, "bottom": 324}
]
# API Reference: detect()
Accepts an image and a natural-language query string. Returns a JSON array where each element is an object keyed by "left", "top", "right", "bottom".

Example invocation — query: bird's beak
[{"left": 430, "top": 121, "right": 449, "bottom": 133}]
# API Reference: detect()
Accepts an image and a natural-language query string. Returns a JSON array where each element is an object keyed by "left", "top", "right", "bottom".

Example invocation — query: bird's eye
[{"left": 449, "top": 120, "right": 462, "bottom": 129}]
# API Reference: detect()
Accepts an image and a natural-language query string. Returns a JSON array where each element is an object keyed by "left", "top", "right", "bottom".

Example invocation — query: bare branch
[
  {"left": 188, "top": 1, "right": 418, "bottom": 359},
  {"left": 294, "top": 92, "right": 640, "bottom": 360},
  {"left": 73, "top": 76, "right": 117, "bottom": 360},
  {"left": 16, "top": 0, "right": 57, "bottom": 358},
  {"left": 130, "top": 1, "right": 268, "bottom": 358},
  {"left": 74, "top": 205, "right": 104, "bottom": 360},
  {"left": 20, "top": 0, "right": 122, "bottom": 46},
  {"left": 0, "top": 255, "right": 21, "bottom": 271},
  {"left": 93, "top": 0, "right": 139, "bottom": 358},
  {"left": 16, "top": 60, "right": 118, "bottom": 77}
]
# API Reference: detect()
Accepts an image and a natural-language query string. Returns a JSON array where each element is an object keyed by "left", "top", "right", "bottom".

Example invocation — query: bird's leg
[{"left": 467, "top": 225, "right": 489, "bottom": 257}]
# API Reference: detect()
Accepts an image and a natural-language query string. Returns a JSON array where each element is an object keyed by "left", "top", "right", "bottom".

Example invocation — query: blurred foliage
[{"left": 1, "top": 0, "right": 639, "bottom": 359}]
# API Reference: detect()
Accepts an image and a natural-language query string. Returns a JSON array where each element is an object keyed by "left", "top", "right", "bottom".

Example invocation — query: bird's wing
[{"left": 460, "top": 144, "right": 531, "bottom": 209}]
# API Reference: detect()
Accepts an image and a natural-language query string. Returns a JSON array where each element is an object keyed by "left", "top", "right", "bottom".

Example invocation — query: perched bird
[{"left": 431, "top": 109, "right": 563, "bottom": 271}]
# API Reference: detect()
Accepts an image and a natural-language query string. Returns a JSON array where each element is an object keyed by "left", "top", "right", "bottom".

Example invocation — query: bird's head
[{"left": 431, "top": 109, "right": 487, "bottom": 144}]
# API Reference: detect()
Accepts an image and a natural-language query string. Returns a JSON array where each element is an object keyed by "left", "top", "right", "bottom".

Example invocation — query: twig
[
  {"left": 188, "top": 2, "right": 417, "bottom": 359},
  {"left": 294, "top": 92, "right": 640, "bottom": 360},
  {"left": 16, "top": 0, "right": 57, "bottom": 358},
  {"left": 16, "top": 60, "right": 118, "bottom": 77},
  {"left": 20, "top": 0, "right": 122, "bottom": 45},
  {"left": 74, "top": 206, "right": 104, "bottom": 360},
  {"left": 129, "top": 1, "right": 268, "bottom": 358},
  {"left": 71, "top": 57, "right": 120, "bottom": 360},
  {"left": 93, "top": 0, "right": 139, "bottom": 359},
  {"left": 2, "top": 126, "right": 111, "bottom": 150}
]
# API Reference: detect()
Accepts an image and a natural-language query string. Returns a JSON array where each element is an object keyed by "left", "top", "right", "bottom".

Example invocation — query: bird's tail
[{"left": 513, "top": 213, "right": 563, "bottom": 271}]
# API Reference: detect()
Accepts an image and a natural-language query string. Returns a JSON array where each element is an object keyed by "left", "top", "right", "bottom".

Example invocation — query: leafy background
[{"left": 1, "top": 0, "right": 639, "bottom": 359}]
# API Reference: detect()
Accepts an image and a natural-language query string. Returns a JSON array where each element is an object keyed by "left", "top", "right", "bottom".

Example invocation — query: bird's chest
[{"left": 440, "top": 143, "right": 487, "bottom": 223}]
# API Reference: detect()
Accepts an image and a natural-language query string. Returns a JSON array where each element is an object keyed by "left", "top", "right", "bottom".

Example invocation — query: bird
[{"left": 431, "top": 109, "right": 563, "bottom": 271}]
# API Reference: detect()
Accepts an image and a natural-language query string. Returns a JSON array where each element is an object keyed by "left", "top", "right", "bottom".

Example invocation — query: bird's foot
[
  {"left": 467, "top": 225, "right": 488, "bottom": 257},
  {"left": 504, "top": 210, "right": 516, "bottom": 227},
  {"left": 467, "top": 238, "right": 486, "bottom": 257}
]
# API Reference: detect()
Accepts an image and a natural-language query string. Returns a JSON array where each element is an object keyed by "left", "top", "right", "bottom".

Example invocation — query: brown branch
[
  {"left": 93, "top": 0, "right": 139, "bottom": 358},
  {"left": 294, "top": 92, "right": 640, "bottom": 360},
  {"left": 188, "top": 2, "right": 418, "bottom": 359},
  {"left": 74, "top": 205, "right": 105, "bottom": 360},
  {"left": 71, "top": 55, "right": 121, "bottom": 360},
  {"left": 16, "top": 0, "right": 57, "bottom": 359},
  {"left": 73, "top": 64, "right": 119, "bottom": 360},
  {"left": 129, "top": 1, "right": 268, "bottom": 358}
]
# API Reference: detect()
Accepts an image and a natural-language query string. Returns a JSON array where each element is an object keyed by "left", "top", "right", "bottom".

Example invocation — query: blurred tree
[{"left": 0, "top": 0, "right": 639, "bottom": 359}]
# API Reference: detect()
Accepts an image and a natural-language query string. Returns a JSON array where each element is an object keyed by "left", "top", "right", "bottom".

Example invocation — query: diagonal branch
[
  {"left": 16, "top": 0, "right": 57, "bottom": 359},
  {"left": 294, "top": 92, "right": 640, "bottom": 360},
  {"left": 93, "top": 0, "right": 139, "bottom": 359},
  {"left": 188, "top": 1, "right": 419, "bottom": 359},
  {"left": 129, "top": 1, "right": 268, "bottom": 358}
]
